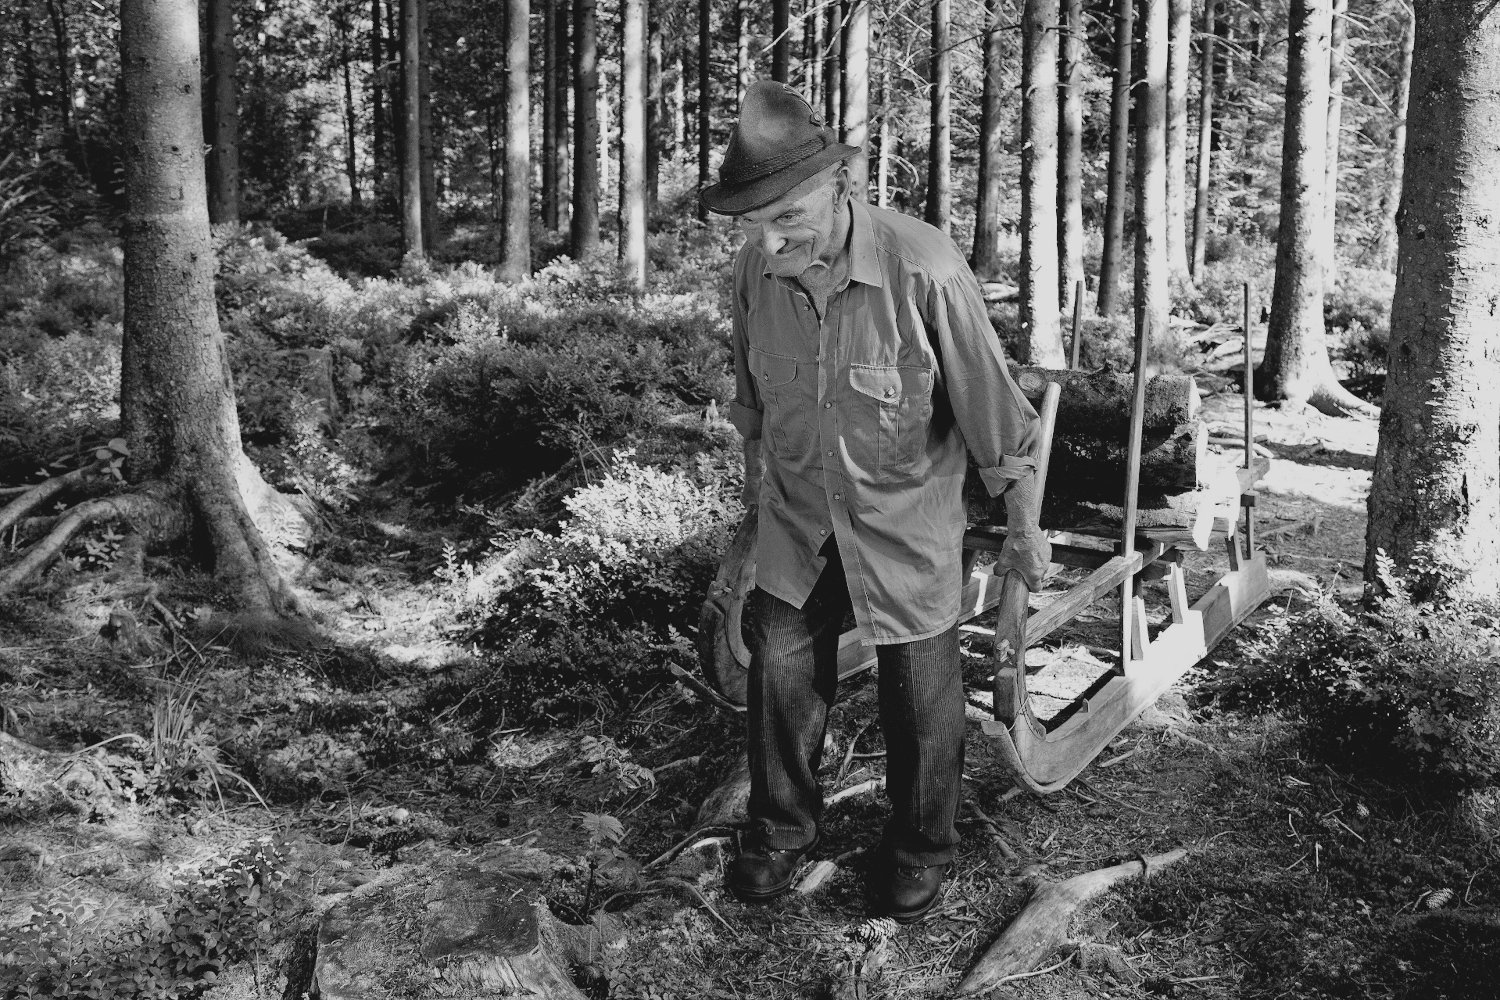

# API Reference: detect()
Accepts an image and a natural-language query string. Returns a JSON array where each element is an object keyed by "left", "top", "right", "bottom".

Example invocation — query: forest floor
[{"left": 3, "top": 381, "right": 1499, "bottom": 1000}]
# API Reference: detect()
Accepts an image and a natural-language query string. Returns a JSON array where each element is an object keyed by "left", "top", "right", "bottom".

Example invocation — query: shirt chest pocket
[
  {"left": 848, "top": 364, "right": 934, "bottom": 473},
  {"left": 751, "top": 348, "right": 814, "bottom": 461}
]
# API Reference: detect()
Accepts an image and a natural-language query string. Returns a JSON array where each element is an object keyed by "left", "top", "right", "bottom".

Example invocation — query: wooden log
[{"left": 957, "top": 847, "right": 1190, "bottom": 993}]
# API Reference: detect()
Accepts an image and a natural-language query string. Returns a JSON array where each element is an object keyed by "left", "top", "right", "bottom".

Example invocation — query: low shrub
[
  {"left": 1326, "top": 267, "right": 1394, "bottom": 379},
  {"left": 469, "top": 449, "right": 741, "bottom": 719},
  {"left": 1210, "top": 577, "right": 1500, "bottom": 796},
  {"left": 0, "top": 836, "right": 296, "bottom": 999}
]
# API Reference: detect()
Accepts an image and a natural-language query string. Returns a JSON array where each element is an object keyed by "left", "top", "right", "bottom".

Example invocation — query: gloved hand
[
  {"left": 995, "top": 470, "right": 1051, "bottom": 591},
  {"left": 742, "top": 439, "right": 764, "bottom": 509}
]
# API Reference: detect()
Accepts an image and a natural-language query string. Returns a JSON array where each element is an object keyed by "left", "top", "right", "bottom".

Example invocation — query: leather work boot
[
  {"left": 882, "top": 862, "right": 948, "bottom": 924},
  {"left": 728, "top": 835, "right": 818, "bottom": 903}
]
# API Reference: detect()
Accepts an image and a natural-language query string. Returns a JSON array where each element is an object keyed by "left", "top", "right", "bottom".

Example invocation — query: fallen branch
[
  {"left": 957, "top": 847, "right": 1191, "bottom": 994},
  {"left": 825, "top": 778, "right": 884, "bottom": 808},
  {"left": 964, "top": 799, "right": 1018, "bottom": 861}
]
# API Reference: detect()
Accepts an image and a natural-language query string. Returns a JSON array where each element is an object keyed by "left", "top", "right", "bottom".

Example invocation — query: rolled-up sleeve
[
  {"left": 926, "top": 263, "right": 1039, "bottom": 496},
  {"left": 729, "top": 249, "right": 764, "bottom": 441}
]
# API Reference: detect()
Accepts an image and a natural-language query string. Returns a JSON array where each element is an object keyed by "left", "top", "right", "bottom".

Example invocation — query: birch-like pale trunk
[{"left": 1022, "top": 0, "right": 1064, "bottom": 365}]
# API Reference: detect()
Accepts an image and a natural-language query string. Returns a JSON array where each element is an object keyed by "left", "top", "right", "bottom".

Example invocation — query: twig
[
  {"left": 642, "top": 826, "right": 733, "bottom": 871},
  {"left": 985, "top": 952, "right": 1074, "bottom": 987},
  {"left": 965, "top": 799, "right": 1019, "bottom": 860},
  {"left": 836, "top": 720, "right": 874, "bottom": 785},
  {"left": 826, "top": 778, "right": 884, "bottom": 808},
  {"left": 665, "top": 663, "right": 744, "bottom": 717}
]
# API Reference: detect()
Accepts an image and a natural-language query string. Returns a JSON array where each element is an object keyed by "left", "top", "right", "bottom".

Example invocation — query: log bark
[
  {"left": 695, "top": 755, "right": 752, "bottom": 827},
  {"left": 957, "top": 848, "right": 1190, "bottom": 992}
]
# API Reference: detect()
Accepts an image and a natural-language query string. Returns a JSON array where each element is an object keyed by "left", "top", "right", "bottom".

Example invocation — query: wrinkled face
[{"left": 737, "top": 166, "right": 850, "bottom": 280}]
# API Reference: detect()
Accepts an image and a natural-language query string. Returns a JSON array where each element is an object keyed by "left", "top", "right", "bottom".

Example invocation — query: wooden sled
[{"left": 697, "top": 321, "right": 1271, "bottom": 793}]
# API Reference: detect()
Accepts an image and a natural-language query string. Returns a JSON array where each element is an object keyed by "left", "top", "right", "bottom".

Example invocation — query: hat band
[{"left": 721, "top": 135, "right": 827, "bottom": 189}]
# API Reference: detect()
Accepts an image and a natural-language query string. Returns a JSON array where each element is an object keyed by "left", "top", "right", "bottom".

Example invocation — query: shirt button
[
  {"left": 818, "top": 529, "right": 827, "bottom": 536},
  {"left": 826, "top": 450, "right": 834, "bottom": 457},
  {"left": 824, "top": 401, "right": 832, "bottom": 408},
  {"left": 884, "top": 387, "right": 895, "bottom": 398},
  {"left": 833, "top": 493, "right": 843, "bottom": 501}
]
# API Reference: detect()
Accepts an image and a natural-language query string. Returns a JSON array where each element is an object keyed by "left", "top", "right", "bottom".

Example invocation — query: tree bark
[
  {"left": 696, "top": 0, "right": 711, "bottom": 221},
  {"left": 499, "top": 0, "right": 532, "bottom": 281},
  {"left": 201, "top": 0, "right": 239, "bottom": 224},
  {"left": 399, "top": 0, "right": 423, "bottom": 256},
  {"left": 543, "top": 0, "right": 560, "bottom": 231},
  {"left": 1190, "top": 0, "right": 1216, "bottom": 278},
  {"left": 573, "top": 0, "right": 601, "bottom": 252},
  {"left": 807, "top": 2, "right": 822, "bottom": 110},
  {"left": 1321, "top": 0, "right": 1347, "bottom": 283},
  {"left": 1057, "top": 0, "right": 1085, "bottom": 313},
  {"left": 925, "top": 0, "right": 952, "bottom": 232},
  {"left": 1135, "top": 0, "right": 1172, "bottom": 359},
  {"left": 1260, "top": 0, "right": 1368, "bottom": 415},
  {"left": 555, "top": 0, "right": 572, "bottom": 232},
  {"left": 1374, "top": 4, "right": 1413, "bottom": 269},
  {"left": 772, "top": 0, "right": 791, "bottom": 82},
  {"left": 1097, "top": 0, "right": 1133, "bottom": 316},
  {"left": 841, "top": 1, "right": 870, "bottom": 200},
  {"left": 972, "top": 0, "right": 1006, "bottom": 281},
  {"left": 620, "top": 0, "right": 647, "bottom": 290},
  {"left": 1165, "top": 0, "right": 1191, "bottom": 279},
  {"left": 118, "top": 0, "right": 294, "bottom": 614},
  {"left": 1022, "top": 0, "right": 1063, "bottom": 365},
  {"left": 1365, "top": 0, "right": 1500, "bottom": 601}
]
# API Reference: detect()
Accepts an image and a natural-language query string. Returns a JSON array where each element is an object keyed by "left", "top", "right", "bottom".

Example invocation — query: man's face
[{"left": 737, "top": 167, "right": 849, "bottom": 280}]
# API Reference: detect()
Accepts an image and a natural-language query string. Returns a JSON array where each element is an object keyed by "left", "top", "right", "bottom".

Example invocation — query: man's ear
[{"left": 830, "top": 162, "right": 853, "bottom": 209}]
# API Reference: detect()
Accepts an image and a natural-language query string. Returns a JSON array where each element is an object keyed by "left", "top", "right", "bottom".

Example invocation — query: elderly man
[{"left": 701, "top": 81, "right": 1049, "bottom": 923}]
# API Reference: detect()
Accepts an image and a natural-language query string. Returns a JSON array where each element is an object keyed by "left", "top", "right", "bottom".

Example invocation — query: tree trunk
[
  {"left": 201, "top": 0, "right": 239, "bottom": 224},
  {"left": 1190, "top": 0, "right": 1216, "bottom": 278},
  {"left": 807, "top": 2, "right": 822, "bottom": 110},
  {"left": 672, "top": 39, "right": 686, "bottom": 154},
  {"left": 418, "top": 0, "right": 437, "bottom": 251},
  {"left": 1260, "top": 0, "right": 1368, "bottom": 415},
  {"left": 1022, "top": 0, "right": 1063, "bottom": 365},
  {"left": 1364, "top": 0, "right": 1500, "bottom": 601},
  {"left": 1374, "top": 6, "right": 1414, "bottom": 270},
  {"left": 972, "top": 0, "right": 1006, "bottom": 281},
  {"left": 1321, "top": 0, "right": 1347, "bottom": 283},
  {"left": 736, "top": 0, "right": 752, "bottom": 105},
  {"left": 1165, "top": 0, "right": 1191, "bottom": 278},
  {"left": 620, "top": 0, "right": 647, "bottom": 290},
  {"left": 1057, "top": 0, "right": 1085, "bottom": 312},
  {"left": 824, "top": 1, "right": 842, "bottom": 129},
  {"left": 841, "top": 1, "right": 870, "bottom": 200},
  {"left": 925, "top": 0, "right": 951, "bottom": 232},
  {"left": 696, "top": 0, "right": 711, "bottom": 221},
  {"left": 44, "top": 0, "right": 77, "bottom": 162},
  {"left": 573, "top": 0, "right": 601, "bottom": 253},
  {"left": 370, "top": 0, "right": 387, "bottom": 193},
  {"left": 1097, "top": 0, "right": 1133, "bottom": 315},
  {"left": 16, "top": 4, "right": 44, "bottom": 148},
  {"left": 555, "top": 0, "right": 573, "bottom": 232},
  {"left": 338, "top": 15, "right": 362, "bottom": 209},
  {"left": 1135, "top": 0, "right": 1171, "bottom": 359},
  {"left": 772, "top": 0, "right": 791, "bottom": 82},
  {"left": 118, "top": 0, "right": 293, "bottom": 614},
  {"left": 599, "top": 67, "right": 611, "bottom": 206},
  {"left": 543, "top": 0, "right": 559, "bottom": 230},
  {"left": 647, "top": 14, "right": 662, "bottom": 214},
  {"left": 500, "top": 0, "right": 531, "bottom": 281},
  {"left": 399, "top": 0, "right": 423, "bottom": 256}
]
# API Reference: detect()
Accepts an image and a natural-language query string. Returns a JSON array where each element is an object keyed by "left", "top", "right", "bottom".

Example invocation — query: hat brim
[{"left": 701, "top": 142, "right": 862, "bottom": 217}]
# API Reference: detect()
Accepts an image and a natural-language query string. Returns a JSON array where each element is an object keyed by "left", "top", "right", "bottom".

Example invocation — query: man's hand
[
  {"left": 742, "top": 439, "right": 764, "bottom": 509},
  {"left": 995, "top": 471, "right": 1050, "bottom": 590}
]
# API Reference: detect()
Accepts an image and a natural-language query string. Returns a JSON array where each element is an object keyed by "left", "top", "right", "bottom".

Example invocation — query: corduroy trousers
[{"left": 745, "top": 544, "right": 965, "bottom": 867}]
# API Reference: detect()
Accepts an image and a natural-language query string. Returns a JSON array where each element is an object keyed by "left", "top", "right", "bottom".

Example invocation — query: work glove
[
  {"left": 995, "top": 467, "right": 1051, "bottom": 591},
  {"left": 742, "top": 439, "right": 763, "bottom": 509}
]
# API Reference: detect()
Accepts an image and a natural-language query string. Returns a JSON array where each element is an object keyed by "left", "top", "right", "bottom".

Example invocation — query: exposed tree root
[
  {"left": 1306, "top": 378, "right": 1379, "bottom": 419},
  {"left": 0, "top": 490, "right": 185, "bottom": 596},
  {"left": 0, "top": 460, "right": 107, "bottom": 536}
]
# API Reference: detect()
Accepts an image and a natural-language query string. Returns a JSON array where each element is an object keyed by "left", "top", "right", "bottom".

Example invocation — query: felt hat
[{"left": 701, "top": 80, "right": 861, "bottom": 216}]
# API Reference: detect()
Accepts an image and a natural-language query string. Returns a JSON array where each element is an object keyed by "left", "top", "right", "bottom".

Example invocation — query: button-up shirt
[{"left": 729, "top": 198, "right": 1039, "bottom": 644}]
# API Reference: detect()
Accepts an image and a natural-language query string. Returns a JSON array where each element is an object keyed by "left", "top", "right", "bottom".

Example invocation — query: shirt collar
[{"left": 846, "top": 198, "right": 883, "bottom": 289}]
